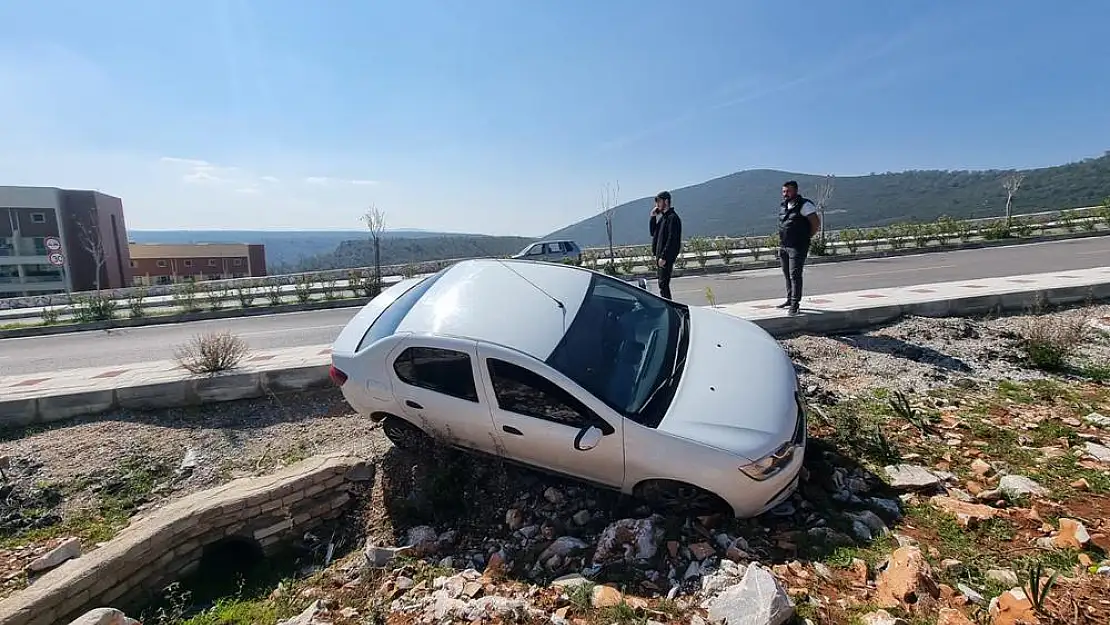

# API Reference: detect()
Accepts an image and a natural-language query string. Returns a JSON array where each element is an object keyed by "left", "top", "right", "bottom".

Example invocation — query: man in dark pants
[
  {"left": 776, "top": 180, "right": 821, "bottom": 315},
  {"left": 649, "top": 190, "right": 682, "bottom": 300}
]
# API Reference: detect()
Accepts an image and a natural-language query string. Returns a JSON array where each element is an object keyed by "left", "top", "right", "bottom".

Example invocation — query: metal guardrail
[{"left": 1, "top": 204, "right": 1107, "bottom": 316}]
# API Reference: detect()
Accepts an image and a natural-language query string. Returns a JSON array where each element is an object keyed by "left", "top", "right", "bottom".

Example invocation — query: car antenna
[{"left": 494, "top": 260, "right": 568, "bottom": 332}]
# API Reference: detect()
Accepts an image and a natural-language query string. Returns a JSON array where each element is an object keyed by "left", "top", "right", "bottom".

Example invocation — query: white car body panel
[
  {"left": 330, "top": 259, "right": 805, "bottom": 518},
  {"left": 391, "top": 260, "right": 590, "bottom": 361},
  {"left": 658, "top": 306, "right": 799, "bottom": 462}
]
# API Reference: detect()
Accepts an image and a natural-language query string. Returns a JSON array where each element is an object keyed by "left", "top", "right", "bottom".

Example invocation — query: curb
[
  {"left": 664, "top": 229, "right": 1110, "bottom": 280},
  {"left": 3, "top": 275, "right": 1110, "bottom": 429},
  {"left": 0, "top": 297, "right": 373, "bottom": 340},
  {"left": 1, "top": 364, "right": 331, "bottom": 429}
]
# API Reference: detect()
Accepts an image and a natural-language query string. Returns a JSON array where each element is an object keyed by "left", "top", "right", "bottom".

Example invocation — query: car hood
[{"left": 656, "top": 306, "right": 799, "bottom": 461}]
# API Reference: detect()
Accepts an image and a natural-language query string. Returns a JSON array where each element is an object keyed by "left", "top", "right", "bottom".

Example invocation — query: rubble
[
  {"left": 705, "top": 564, "right": 794, "bottom": 625},
  {"left": 26, "top": 537, "right": 81, "bottom": 573},
  {"left": 998, "top": 474, "right": 1048, "bottom": 499}
]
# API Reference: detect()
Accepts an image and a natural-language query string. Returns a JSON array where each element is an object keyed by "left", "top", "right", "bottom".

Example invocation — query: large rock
[
  {"left": 998, "top": 475, "right": 1048, "bottom": 500},
  {"left": 875, "top": 546, "right": 940, "bottom": 613},
  {"left": 66, "top": 609, "right": 140, "bottom": 625},
  {"left": 989, "top": 588, "right": 1039, "bottom": 625},
  {"left": 859, "top": 610, "right": 907, "bottom": 625},
  {"left": 884, "top": 465, "right": 944, "bottom": 490},
  {"left": 1084, "top": 442, "right": 1110, "bottom": 463},
  {"left": 278, "top": 600, "right": 325, "bottom": 625},
  {"left": 706, "top": 564, "right": 794, "bottom": 625},
  {"left": 929, "top": 496, "right": 1002, "bottom": 528},
  {"left": 592, "top": 516, "right": 663, "bottom": 564},
  {"left": 28, "top": 537, "right": 82, "bottom": 573}
]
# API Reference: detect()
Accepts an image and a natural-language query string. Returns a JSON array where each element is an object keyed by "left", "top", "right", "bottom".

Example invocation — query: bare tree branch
[
  {"left": 1003, "top": 172, "right": 1025, "bottom": 226},
  {"left": 814, "top": 174, "right": 835, "bottom": 242},
  {"left": 75, "top": 210, "right": 107, "bottom": 292},
  {"left": 601, "top": 181, "right": 620, "bottom": 265},
  {"left": 361, "top": 205, "right": 387, "bottom": 288}
]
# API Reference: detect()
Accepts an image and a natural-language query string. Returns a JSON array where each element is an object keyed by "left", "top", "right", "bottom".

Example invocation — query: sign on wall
[
  {"left": 44, "top": 236, "right": 62, "bottom": 252},
  {"left": 48, "top": 252, "right": 66, "bottom": 267}
]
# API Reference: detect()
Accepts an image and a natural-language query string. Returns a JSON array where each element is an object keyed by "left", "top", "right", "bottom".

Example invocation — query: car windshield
[{"left": 545, "top": 273, "right": 684, "bottom": 423}]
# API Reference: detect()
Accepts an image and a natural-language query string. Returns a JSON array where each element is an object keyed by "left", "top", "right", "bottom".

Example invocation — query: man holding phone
[{"left": 649, "top": 190, "right": 682, "bottom": 300}]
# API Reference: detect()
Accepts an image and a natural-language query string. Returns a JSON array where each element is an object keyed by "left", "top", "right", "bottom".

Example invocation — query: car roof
[{"left": 392, "top": 258, "right": 592, "bottom": 360}]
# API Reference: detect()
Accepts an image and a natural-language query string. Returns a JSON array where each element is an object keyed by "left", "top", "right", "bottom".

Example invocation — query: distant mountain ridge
[
  {"left": 127, "top": 228, "right": 525, "bottom": 268},
  {"left": 547, "top": 153, "right": 1110, "bottom": 248}
]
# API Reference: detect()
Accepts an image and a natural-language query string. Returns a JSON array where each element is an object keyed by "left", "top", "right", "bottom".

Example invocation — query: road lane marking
[
  {"left": 1076, "top": 249, "right": 1110, "bottom": 255},
  {"left": 834, "top": 264, "right": 957, "bottom": 279},
  {"left": 235, "top": 324, "right": 347, "bottom": 338}
]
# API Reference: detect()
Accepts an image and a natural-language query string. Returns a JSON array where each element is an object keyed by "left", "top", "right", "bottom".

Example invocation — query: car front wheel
[
  {"left": 634, "top": 480, "right": 730, "bottom": 516},
  {"left": 381, "top": 416, "right": 432, "bottom": 452}
]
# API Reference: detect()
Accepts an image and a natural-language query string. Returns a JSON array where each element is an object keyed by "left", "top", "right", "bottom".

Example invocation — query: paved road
[{"left": 2, "top": 236, "right": 1108, "bottom": 376}]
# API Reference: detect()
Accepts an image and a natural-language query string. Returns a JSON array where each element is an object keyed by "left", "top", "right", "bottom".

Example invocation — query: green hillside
[{"left": 548, "top": 153, "right": 1110, "bottom": 248}]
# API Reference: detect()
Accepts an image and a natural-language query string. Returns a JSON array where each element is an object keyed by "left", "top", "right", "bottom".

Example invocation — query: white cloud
[
  {"left": 304, "top": 176, "right": 330, "bottom": 185},
  {"left": 349, "top": 179, "right": 378, "bottom": 186}
]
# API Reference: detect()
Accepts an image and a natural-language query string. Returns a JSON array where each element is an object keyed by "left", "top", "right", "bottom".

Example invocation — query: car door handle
[
  {"left": 405, "top": 400, "right": 424, "bottom": 410},
  {"left": 502, "top": 425, "right": 523, "bottom": 436}
]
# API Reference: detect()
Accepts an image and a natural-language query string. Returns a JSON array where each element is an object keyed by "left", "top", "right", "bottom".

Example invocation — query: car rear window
[{"left": 356, "top": 271, "right": 446, "bottom": 351}]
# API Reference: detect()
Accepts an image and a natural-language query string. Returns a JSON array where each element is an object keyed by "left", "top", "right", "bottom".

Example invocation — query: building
[
  {"left": 128, "top": 243, "right": 267, "bottom": 286},
  {"left": 1, "top": 186, "right": 132, "bottom": 298}
]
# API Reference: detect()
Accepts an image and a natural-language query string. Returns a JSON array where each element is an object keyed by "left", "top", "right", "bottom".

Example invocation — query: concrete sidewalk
[{"left": 3, "top": 265, "right": 1109, "bottom": 428}]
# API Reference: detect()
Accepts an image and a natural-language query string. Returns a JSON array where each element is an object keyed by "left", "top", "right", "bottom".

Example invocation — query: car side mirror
[{"left": 573, "top": 425, "right": 604, "bottom": 451}]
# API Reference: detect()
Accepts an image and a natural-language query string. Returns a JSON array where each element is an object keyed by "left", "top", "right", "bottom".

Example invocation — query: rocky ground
[{"left": 2, "top": 304, "right": 1110, "bottom": 624}]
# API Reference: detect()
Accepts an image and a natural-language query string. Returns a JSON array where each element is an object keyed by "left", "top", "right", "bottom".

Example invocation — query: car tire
[
  {"left": 634, "top": 480, "right": 730, "bottom": 516},
  {"left": 381, "top": 416, "right": 432, "bottom": 452}
]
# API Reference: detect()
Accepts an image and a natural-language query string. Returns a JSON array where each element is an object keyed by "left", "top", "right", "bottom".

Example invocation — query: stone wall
[{"left": 0, "top": 453, "right": 370, "bottom": 625}]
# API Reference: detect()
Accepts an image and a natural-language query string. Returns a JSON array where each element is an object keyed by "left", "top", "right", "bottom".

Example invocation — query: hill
[
  {"left": 282, "top": 234, "right": 536, "bottom": 273},
  {"left": 127, "top": 228, "right": 509, "bottom": 269},
  {"left": 547, "top": 152, "right": 1110, "bottom": 247}
]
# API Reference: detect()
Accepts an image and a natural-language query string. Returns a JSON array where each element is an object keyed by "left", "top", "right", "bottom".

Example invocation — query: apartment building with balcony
[
  {"left": 128, "top": 243, "right": 267, "bottom": 286},
  {"left": 1, "top": 186, "right": 132, "bottom": 298}
]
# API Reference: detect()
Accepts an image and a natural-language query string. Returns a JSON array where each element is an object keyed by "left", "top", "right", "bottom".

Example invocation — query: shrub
[
  {"left": 745, "top": 237, "right": 765, "bottom": 261},
  {"left": 713, "top": 237, "right": 736, "bottom": 266},
  {"left": 934, "top": 215, "right": 958, "bottom": 245},
  {"left": 203, "top": 283, "right": 232, "bottom": 311},
  {"left": 886, "top": 224, "right": 907, "bottom": 250},
  {"left": 955, "top": 218, "right": 975, "bottom": 243},
  {"left": 839, "top": 228, "right": 863, "bottom": 254},
  {"left": 1098, "top": 199, "right": 1110, "bottom": 228},
  {"left": 72, "top": 294, "right": 118, "bottom": 323},
  {"left": 1017, "top": 312, "right": 1091, "bottom": 371},
  {"left": 235, "top": 282, "right": 257, "bottom": 307},
  {"left": 1011, "top": 216, "right": 1034, "bottom": 238},
  {"left": 293, "top": 275, "right": 313, "bottom": 303},
  {"left": 809, "top": 235, "right": 829, "bottom": 256},
  {"left": 688, "top": 237, "right": 712, "bottom": 268},
  {"left": 174, "top": 331, "right": 250, "bottom": 374},
  {"left": 172, "top": 282, "right": 202, "bottom": 313},
  {"left": 40, "top": 306, "right": 60, "bottom": 325},
  {"left": 982, "top": 219, "right": 1013, "bottom": 241},
  {"left": 1058, "top": 209, "right": 1077, "bottom": 232},
  {"left": 321, "top": 276, "right": 340, "bottom": 300},
  {"left": 127, "top": 287, "right": 147, "bottom": 318},
  {"left": 265, "top": 282, "right": 283, "bottom": 306},
  {"left": 616, "top": 248, "right": 639, "bottom": 275}
]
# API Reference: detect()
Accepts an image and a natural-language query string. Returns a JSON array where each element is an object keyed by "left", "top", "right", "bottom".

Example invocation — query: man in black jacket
[
  {"left": 777, "top": 180, "right": 821, "bottom": 315},
  {"left": 649, "top": 190, "right": 682, "bottom": 300}
]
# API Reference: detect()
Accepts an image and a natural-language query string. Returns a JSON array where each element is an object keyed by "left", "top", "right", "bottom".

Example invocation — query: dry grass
[
  {"left": 1016, "top": 311, "right": 1092, "bottom": 371},
  {"left": 174, "top": 331, "right": 250, "bottom": 374}
]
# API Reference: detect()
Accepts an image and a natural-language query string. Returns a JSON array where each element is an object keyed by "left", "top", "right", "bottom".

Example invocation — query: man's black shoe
[
  {"left": 788, "top": 304, "right": 801, "bottom": 316},
  {"left": 775, "top": 300, "right": 791, "bottom": 309}
]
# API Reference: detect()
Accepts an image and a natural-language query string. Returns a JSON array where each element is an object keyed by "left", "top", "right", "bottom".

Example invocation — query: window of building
[
  {"left": 208, "top": 259, "right": 218, "bottom": 267},
  {"left": 30, "top": 213, "right": 46, "bottom": 224},
  {"left": 184, "top": 260, "right": 194, "bottom": 268},
  {"left": 233, "top": 258, "right": 243, "bottom": 267},
  {"left": 393, "top": 347, "right": 479, "bottom": 402},
  {"left": 157, "top": 260, "right": 168, "bottom": 268},
  {"left": 487, "top": 358, "right": 599, "bottom": 428},
  {"left": 129, "top": 261, "right": 137, "bottom": 268}
]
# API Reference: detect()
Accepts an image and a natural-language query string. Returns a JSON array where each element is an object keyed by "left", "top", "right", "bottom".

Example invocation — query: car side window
[
  {"left": 393, "top": 347, "right": 479, "bottom": 403},
  {"left": 487, "top": 358, "right": 599, "bottom": 428},
  {"left": 527, "top": 244, "right": 542, "bottom": 255}
]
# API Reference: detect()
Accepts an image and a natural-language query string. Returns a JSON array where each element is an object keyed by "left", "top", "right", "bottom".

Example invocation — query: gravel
[{"left": 785, "top": 304, "right": 1110, "bottom": 399}]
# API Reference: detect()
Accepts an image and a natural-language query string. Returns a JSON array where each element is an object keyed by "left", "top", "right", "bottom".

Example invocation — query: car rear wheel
[
  {"left": 634, "top": 480, "right": 730, "bottom": 516},
  {"left": 382, "top": 416, "right": 432, "bottom": 452}
]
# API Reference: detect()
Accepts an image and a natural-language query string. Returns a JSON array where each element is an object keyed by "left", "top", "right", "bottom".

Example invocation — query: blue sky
[{"left": 2, "top": 0, "right": 1108, "bottom": 235}]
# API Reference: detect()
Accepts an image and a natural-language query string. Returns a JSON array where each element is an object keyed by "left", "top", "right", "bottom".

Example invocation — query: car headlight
[{"left": 738, "top": 441, "right": 796, "bottom": 481}]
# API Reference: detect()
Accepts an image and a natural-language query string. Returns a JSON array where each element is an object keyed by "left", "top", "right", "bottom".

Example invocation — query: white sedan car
[{"left": 329, "top": 259, "right": 806, "bottom": 517}]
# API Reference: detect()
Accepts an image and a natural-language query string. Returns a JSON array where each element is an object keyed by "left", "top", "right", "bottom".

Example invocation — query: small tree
[
  {"left": 814, "top": 174, "right": 835, "bottom": 249},
  {"left": 361, "top": 205, "right": 387, "bottom": 294},
  {"left": 601, "top": 181, "right": 620, "bottom": 270},
  {"left": 1002, "top": 172, "right": 1025, "bottom": 228},
  {"left": 75, "top": 210, "right": 108, "bottom": 292}
]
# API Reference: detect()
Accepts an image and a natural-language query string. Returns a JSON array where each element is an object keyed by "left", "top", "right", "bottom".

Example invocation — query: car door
[
  {"left": 476, "top": 346, "right": 625, "bottom": 489},
  {"left": 389, "top": 338, "right": 500, "bottom": 455}
]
